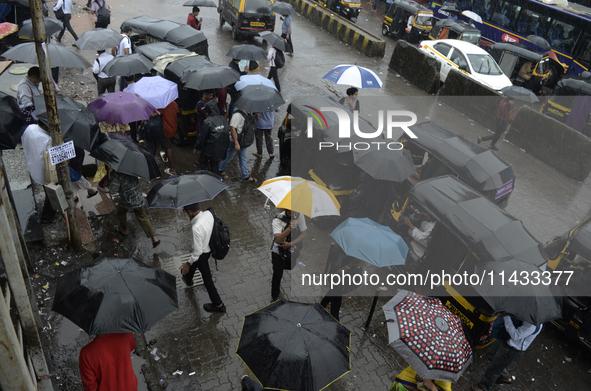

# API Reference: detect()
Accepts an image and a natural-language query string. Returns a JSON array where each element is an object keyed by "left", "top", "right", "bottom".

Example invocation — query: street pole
[{"left": 28, "top": 0, "right": 83, "bottom": 252}]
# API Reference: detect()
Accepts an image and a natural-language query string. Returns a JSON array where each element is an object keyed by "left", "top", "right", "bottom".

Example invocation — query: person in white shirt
[
  {"left": 54, "top": 0, "right": 79, "bottom": 42},
  {"left": 402, "top": 213, "right": 436, "bottom": 248},
  {"left": 92, "top": 50, "right": 115, "bottom": 95},
  {"left": 472, "top": 317, "right": 542, "bottom": 391},
  {"left": 180, "top": 203, "right": 226, "bottom": 313},
  {"left": 266, "top": 45, "right": 281, "bottom": 92},
  {"left": 112, "top": 26, "right": 133, "bottom": 91},
  {"left": 17, "top": 66, "right": 42, "bottom": 124}
]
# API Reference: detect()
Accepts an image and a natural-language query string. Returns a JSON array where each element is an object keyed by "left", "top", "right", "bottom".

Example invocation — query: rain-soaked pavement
[{"left": 10, "top": 0, "right": 591, "bottom": 390}]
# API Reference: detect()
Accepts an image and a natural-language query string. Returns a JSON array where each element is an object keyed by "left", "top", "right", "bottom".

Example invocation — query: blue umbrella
[
  {"left": 329, "top": 217, "right": 408, "bottom": 268},
  {"left": 235, "top": 74, "right": 277, "bottom": 91},
  {"left": 322, "top": 64, "right": 383, "bottom": 89}
]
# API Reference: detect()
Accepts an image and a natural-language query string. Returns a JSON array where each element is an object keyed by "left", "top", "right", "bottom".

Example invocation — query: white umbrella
[
  {"left": 322, "top": 64, "right": 383, "bottom": 89},
  {"left": 235, "top": 74, "right": 277, "bottom": 91},
  {"left": 461, "top": 10, "right": 482, "bottom": 24},
  {"left": 125, "top": 75, "right": 178, "bottom": 109}
]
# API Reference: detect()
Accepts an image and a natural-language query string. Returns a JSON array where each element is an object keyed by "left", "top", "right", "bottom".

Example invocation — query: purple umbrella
[{"left": 87, "top": 92, "right": 156, "bottom": 124}]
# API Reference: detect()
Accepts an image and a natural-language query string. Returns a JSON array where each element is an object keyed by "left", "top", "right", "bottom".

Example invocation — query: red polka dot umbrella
[{"left": 382, "top": 290, "right": 473, "bottom": 382}]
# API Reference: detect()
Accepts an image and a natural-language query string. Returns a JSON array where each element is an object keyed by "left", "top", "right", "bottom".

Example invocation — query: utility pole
[{"left": 28, "top": 0, "right": 83, "bottom": 252}]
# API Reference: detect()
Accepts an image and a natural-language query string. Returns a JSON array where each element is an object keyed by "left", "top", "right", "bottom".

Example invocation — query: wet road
[{"left": 34, "top": 1, "right": 591, "bottom": 390}]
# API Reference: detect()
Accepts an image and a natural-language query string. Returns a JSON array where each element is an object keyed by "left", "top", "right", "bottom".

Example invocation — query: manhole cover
[
  {"left": 9, "top": 66, "right": 30, "bottom": 75},
  {"left": 10, "top": 84, "right": 18, "bottom": 92}
]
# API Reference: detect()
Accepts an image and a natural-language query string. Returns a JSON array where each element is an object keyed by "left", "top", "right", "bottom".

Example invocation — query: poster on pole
[{"left": 48, "top": 141, "right": 76, "bottom": 166}]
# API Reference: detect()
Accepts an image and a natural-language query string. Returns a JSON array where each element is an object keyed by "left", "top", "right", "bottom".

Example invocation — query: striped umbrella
[{"left": 322, "top": 64, "right": 383, "bottom": 89}]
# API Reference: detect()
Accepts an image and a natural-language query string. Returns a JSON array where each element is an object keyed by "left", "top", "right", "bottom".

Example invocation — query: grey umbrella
[
  {"left": 500, "top": 86, "right": 539, "bottom": 103},
  {"left": 2, "top": 42, "right": 91, "bottom": 69},
  {"left": 75, "top": 28, "right": 123, "bottom": 50},
  {"left": 259, "top": 31, "right": 288, "bottom": 52},
  {"left": 164, "top": 25, "right": 207, "bottom": 48},
  {"left": 181, "top": 66, "right": 241, "bottom": 90},
  {"left": 226, "top": 44, "right": 268, "bottom": 61},
  {"left": 234, "top": 85, "right": 285, "bottom": 113},
  {"left": 353, "top": 148, "right": 416, "bottom": 182},
  {"left": 135, "top": 42, "right": 191, "bottom": 61},
  {"left": 527, "top": 34, "right": 551, "bottom": 51},
  {"left": 271, "top": 2, "right": 294, "bottom": 15},
  {"left": 102, "top": 54, "right": 154, "bottom": 77},
  {"left": 19, "top": 17, "right": 63, "bottom": 39},
  {"left": 2, "top": 0, "right": 28, "bottom": 7},
  {"left": 183, "top": 0, "right": 217, "bottom": 7}
]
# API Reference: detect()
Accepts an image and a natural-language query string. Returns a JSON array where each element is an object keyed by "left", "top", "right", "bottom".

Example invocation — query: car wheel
[
  {"left": 382, "top": 25, "right": 389, "bottom": 36},
  {"left": 231, "top": 24, "right": 239, "bottom": 40},
  {"left": 219, "top": 13, "right": 225, "bottom": 27}
]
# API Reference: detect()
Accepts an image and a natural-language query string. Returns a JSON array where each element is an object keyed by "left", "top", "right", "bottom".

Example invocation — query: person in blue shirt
[
  {"left": 280, "top": 14, "right": 294, "bottom": 56},
  {"left": 253, "top": 108, "right": 280, "bottom": 158}
]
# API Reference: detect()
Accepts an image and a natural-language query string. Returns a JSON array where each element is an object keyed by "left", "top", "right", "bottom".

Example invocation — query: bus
[{"left": 429, "top": 0, "right": 591, "bottom": 77}]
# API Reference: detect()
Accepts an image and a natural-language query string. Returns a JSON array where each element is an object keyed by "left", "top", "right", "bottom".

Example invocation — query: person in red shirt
[
  {"left": 79, "top": 333, "right": 138, "bottom": 391},
  {"left": 159, "top": 100, "right": 179, "bottom": 175},
  {"left": 187, "top": 6, "right": 202, "bottom": 30},
  {"left": 477, "top": 97, "right": 516, "bottom": 151}
]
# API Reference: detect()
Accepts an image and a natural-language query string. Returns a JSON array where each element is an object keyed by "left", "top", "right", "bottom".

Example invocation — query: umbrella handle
[{"left": 264, "top": 198, "right": 270, "bottom": 210}]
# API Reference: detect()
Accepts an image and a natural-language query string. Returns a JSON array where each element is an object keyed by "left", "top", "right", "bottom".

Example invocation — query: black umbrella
[
  {"left": 102, "top": 53, "right": 154, "bottom": 77},
  {"left": 236, "top": 300, "right": 351, "bottom": 391},
  {"left": 181, "top": 66, "right": 241, "bottom": 90},
  {"left": 147, "top": 171, "right": 229, "bottom": 209},
  {"left": 500, "top": 85, "right": 540, "bottom": 103},
  {"left": 34, "top": 94, "right": 101, "bottom": 151},
  {"left": 19, "top": 17, "right": 63, "bottom": 39},
  {"left": 234, "top": 84, "right": 285, "bottom": 113},
  {"left": 440, "top": 1, "right": 461, "bottom": 13},
  {"left": 75, "top": 28, "right": 123, "bottom": 50},
  {"left": 1, "top": 0, "right": 28, "bottom": 7},
  {"left": 226, "top": 44, "right": 268, "bottom": 61},
  {"left": 52, "top": 257, "right": 178, "bottom": 334},
  {"left": 2, "top": 42, "right": 91, "bottom": 69},
  {"left": 183, "top": 0, "right": 217, "bottom": 7},
  {"left": 353, "top": 148, "right": 416, "bottom": 182},
  {"left": 527, "top": 34, "right": 551, "bottom": 51},
  {"left": 164, "top": 55, "right": 214, "bottom": 80},
  {"left": 271, "top": 2, "right": 295, "bottom": 15},
  {"left": 473, "top": 261, "right": 563, "bottom": 325},
  {"left": 259, "top": 31, "right": 288, "bottom": 52},
  {"left": 164, "top": 25, "right": 207, "bottom": 48},
  {"left": 0, "top": 92, "right": 26, "bottom": 150}
]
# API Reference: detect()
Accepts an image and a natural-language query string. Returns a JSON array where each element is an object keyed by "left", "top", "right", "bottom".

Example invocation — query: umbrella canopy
[
  {"left": 234, "top": 84, "right": 285, "bottom": 113},
  {"left": 34, "top": 94, "right": 100, "bottom": 151},
  {"left": 102, "top": 53, "right": 154, "bottom": 77},
  {"left": 500, "top": 86, "right": 539, "bottom": 103},
  {"left": 271, "top": 2, "right": 294, "bottom": 15},
  {"left": 181, "top": 66, "right": 240, "bottom": 90},
  {"left": 474, "top": 261, "right": 563, "bottom": 325},
  {"left": 18, "top": 18, "right": 62, "bottom": 39},
  {"left": 52, "top": 257, "right": 178, "bottom": 334},
  {"left": 322, "top": 64, "right": 383, "bottom": 89},
  {"left": 1, "top": 0, "right": 28, "bottom": 6},
  {"left": 235, "top": 74, "right": 277, "bottom": 91},
  {"left": 74, "top": 28, "right": 123, "bottom": 50},
  {"left": 236, "top": 300, "right": 351, "bottom": 391},
  {"left": 257, "top": 176, "right": 340, "bottom": 218},
  {"left": 353, "top": 148, "right": 416, "bottom": 182},
  {"left": 125, "top": 75, "right": 178, "bottom": 109},
  {"left": 2, "top": 42, "right": 91, "bottom": 69},
  {"left": 527, "top": 34, "right": 551, "bottom": 51},
  {"left": 329, "top": 217, "right": 408, "bottom": 267},
  {"left": 183, "top": 0, "right": 217, "bottom": 7},
  {"left": 226, "top": 44, "right": 268, "bottom": 61},
  {"left": 0, "top": 22, "right": 18, "bottom": 39},
  {"left": 383, "top": 291, "right": 473, "bottom": 382},
  {"left": 164, "top": 55, "right": 214, "bottom": 80},
  {"left": 461, "top": 10, "right": 482, "bottom": 23},
  {"left": 87, "top": 92, "right": 156, "bottom": 124},
  {"left": 0, "top": 92, "right": 26, "bottom": 150},
  {"left": 147, "top": 171, "right": 229, "bottom": 209},
  {"left": 90, "top": 133, "right": 160, "bottom": 180},
  {"left": 164, "top": 25, "right": 207, "bottom": 49},
  {"left": 440, "top": 1, "right": 461, "bottom": 13},
  {"left": 259, "top": 31, "right": 288, "bottom": 51}
]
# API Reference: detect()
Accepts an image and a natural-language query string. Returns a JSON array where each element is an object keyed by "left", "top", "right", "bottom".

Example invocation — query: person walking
[
  {"left": 266, "top": 45, "right": 282, "bottom": 93},
  {"left": 477, "top": 97, "right": 516, "bottom": 151},
  {"left": 109, "top": 171, "right": 160, "bottom": 248},
  {"left": 471, "top": 316, "right": 542, "bottom": 391},
  {"left": 113, "top": 26, "right": 133, "bottom": 91},
  {"left": 79, "top": 333, "right": 138, "bottom": 391},
  {"left": 195, "top": 100, "right": 230, "bottom": 175},
  {"left": 253, "top": 108, "right": 279, "bottom": 158},
  {"left": 17, "top": 66, "right": 42, "bottom": 124},
  {"left": 158, "top": 100, "right": 178, "bottom": 176},
  {"left": 227, "top": 59, "right": 247, "bottom": 117},
  {"left": 180, "top": 203, "right": 227, "bottom": 313},
  {"left": 339, "top": 87, "right": 360, "bottom": 111},
  {"left": 196, "top": 90, "right": 216, "bottom": 138},
  {"left": 187, "top": 6, "right": 203, "bottom": 30},
  {"left": 90, "top": 0, "right": 110, "bottom": 28},
  {"left": 218, "top": 109, "right": 259, "bottom": 182},
  {"left": 54, "top": 0, "right": 79, "bottom": 43},
  {"left": 280, "top": 13, "right": 293, "bottom": 55},
  {"left": 92, "top": 50, "right": 115, "bottom": 95},
  {"left": 271, "top": 209, "right": 307, "bottom": 301}
]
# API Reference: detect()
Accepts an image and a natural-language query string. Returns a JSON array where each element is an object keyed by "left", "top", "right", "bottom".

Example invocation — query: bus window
[
  {"left": 548, "top": 20, "right": 580, "bottom": 53},
  {"left": 574, "top": 33, "right": 591, "bottom": 70},
  {"left": 534, "top": 16, "right": 551, "bottom": 38},
  {"left": 484, "top": 1, "right": 495, "bottom": 22},
  {"left": 473, "top": 0, "right": 486, "bottom": 19},
  {"left": 516, "top": 9, "right": 543, "bottom": 36},
  {"left": 457, "top": 0, "right": 472, "bottom": 11}
]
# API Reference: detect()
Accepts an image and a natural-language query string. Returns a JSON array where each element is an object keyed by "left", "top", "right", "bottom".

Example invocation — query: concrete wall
[
  {"left": 506, "top": 106, "right": 591, "bottom": 181},
  {"left": 287, "top": 0, "right": 386, "bottom": 57},
  {"left": 388, "top": 40, "right": 440, "bottom": 94}
]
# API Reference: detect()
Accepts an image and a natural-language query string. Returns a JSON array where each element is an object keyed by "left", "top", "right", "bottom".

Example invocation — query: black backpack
[
  {"left": 235, "top": 110, "right": 257, "bottom": 148},
  {"left": 248, "top": 60, "right": 259, "bottom": 72},
  {"left": 207, "top": 207, "right": 230, "bottom": 260},
  {"left": 143, "top": 115, "right": 163, "bottom": 142},
  {"left": 274, "top": 50, "right": 285, "bottom": 69},
  {"left": 95, "top": 0, "right": 111, "bottom": 28}
]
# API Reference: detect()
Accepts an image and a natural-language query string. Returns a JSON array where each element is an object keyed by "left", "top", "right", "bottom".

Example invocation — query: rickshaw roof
[
  {"left": 439, "top": 19, "right": 481, "bottom": 34},
  {"left": 135, "top": 42, "right": 191, "bottom": 61},
  {"left": 490, "top": 42, "right": 546, "bottom": 62},
  {"left": 122, "top": 16, "right": 207, "bottom": 46},
  {"left": 410, "top": 176, "right": 547, "bottom": 267},
  {"left": 390, "top": 0, "right": 431, "bottom": 14},
  {"left": 403, "top": 122, "right": 515, "bottom": 192},
  {"left": 569, "top": 217, "right": 591, "bottom": 261},
  {"left": 556, "top": 77, "right": 591, "bottom": 96}
]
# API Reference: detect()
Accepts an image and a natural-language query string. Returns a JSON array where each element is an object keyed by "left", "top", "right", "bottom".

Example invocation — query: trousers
[
  {"left": 477, "top": 339, "right": 524, "bottom": 391},
  {"left": 56, "top": 13, "right": 78, "bottom": 41},
  {"left": 255, "top": 128, "right": 274, "bottom": 155},
  {"left": 267, "top": 67, "right": 281, "bottom": 92},
  {"left": 116, "top": 205, "right": 156, "bottom": 238},
  {"left": 185, "top": 252, "right": 223, "bottom": 306}
]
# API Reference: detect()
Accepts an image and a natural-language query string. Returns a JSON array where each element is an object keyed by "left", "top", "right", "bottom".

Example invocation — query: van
[{"left": 219, "top": 0, "right": 275, "bottom": 40}]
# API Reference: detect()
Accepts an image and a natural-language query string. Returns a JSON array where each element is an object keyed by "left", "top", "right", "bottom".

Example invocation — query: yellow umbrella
[{"left": 257, "top": 176, "right": 340, "bottom": 218}]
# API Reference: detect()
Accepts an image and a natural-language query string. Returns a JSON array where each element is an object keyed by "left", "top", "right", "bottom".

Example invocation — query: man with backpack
[
  {"left": 471, "top": 316, "right": 542, "bottom": 391},
  {"left": 54, "top": 0, "right": 79, "bottom": 43},
  {"left": 266, "top": 44, "right": 284, "bottom": 92},
  {"left": 90, "top": 0, "right": 110, "bottom": 28},
  {"left": 92, "top": 49, "right": 115, "bottom": 95},
  {"left": 218, "top": 108, "right": 259, "bottom": 182},
  {"left": 113, "top": 26, "right": 133, "bottom": 91},
  {"left": 181, "top": 203, "right": 226, "bottom": 313},
  {"left": 195, "top": 100, "right": 230, "bottom": 175}
]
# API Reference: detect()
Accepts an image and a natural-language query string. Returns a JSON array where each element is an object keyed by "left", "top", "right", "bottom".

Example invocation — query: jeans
[
  {"left": 119, "top": 76, "right": 128, "bottom": 92},
  {"left": 255, "top": 128, "right": 274, "bottom": 155},
  {"left": 477, "top": 339, "right": 524, "bottom": 391},
  {"left": 218, "top": 141, "right": 248, "bottom": 179},
  {"left": 56, "top": 14, "right": 78, "bottom": 41},
  {"left": 185, "top": 252, "right": 223, "bottom": 306}
]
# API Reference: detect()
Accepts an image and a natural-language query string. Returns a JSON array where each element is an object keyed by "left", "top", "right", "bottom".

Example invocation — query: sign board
[{"left": 48, "top": 141, "right": 75, "bottom": 166}]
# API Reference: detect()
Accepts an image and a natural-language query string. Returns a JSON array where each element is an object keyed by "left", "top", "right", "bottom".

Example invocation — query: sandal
[
  {"left": 220, "top": 172, "right": 229, "bottom": 180},
  {"left": 477, "top": 137, "right": 482, "bottom": 144},
  {"left": 87, "top": 190, "right": 98, "bottom": 199},
  {"left": 41, "top": 215, "right": 63, "bottom": 224},
  {"left": 242, "top": 176, "right": 257, "bottom": 183},
  {"left": 114, "top": 225, "right": 128, "bottom": 237},
  {"left": 495, "top": 378, "right": 512, "bottom": 385}
]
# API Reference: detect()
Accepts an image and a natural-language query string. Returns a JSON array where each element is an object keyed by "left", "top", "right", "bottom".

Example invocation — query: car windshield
[
  {"left": 461, "top": 33, "right": 481, "bottom": 45},
  {"left": 416, "top": 13, "right": 432, "bottom": 26},
  {"left": 244, "top": 0, "right": 272, "bottom": 13},
  {"left": 467, "top": 54, "right": 503, "bottom": 75}
]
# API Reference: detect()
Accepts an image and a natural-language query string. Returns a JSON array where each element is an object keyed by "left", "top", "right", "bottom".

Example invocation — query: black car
[{"left": 219, "top": 0, "right": 275, "bottom": 40}]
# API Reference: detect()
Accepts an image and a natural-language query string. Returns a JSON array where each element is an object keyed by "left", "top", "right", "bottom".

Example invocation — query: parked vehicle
[
  {"left": 382, "top": 0, "right": 433, "bottom": 43},
  {"left": 316, "top": 0, "right": 362, "bottom": 22},
  {"left": 218, "top": 0, "right": 275, "bottom": 40},
  {"left": 419, "top": 39, "right": 513, "bottom": 91},
  {"left": 541, "top": 76, "right": 591, "bottom": 137},
  {"left": 429, "top": 19, "right": 481, "bottom": 45}
]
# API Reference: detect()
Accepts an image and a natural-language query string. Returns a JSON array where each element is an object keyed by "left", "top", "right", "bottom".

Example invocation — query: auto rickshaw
[
  {"left": 395, "top": 175, "right": 551, "bottom": 348},
  {"left": 316, "top": 0, "right": 362, "bottom": 22},
  {"left": 382, "top": 0, "right": 433, "bottom": 44},
  {"left": 541, "top": 76, "right": 591, "bottom": 138},
  {"left": 544, "top": 217, "right": 591, "bottom": 349},
  {"left": 428, "top": 19, "right": 481, "bottom": 45}
]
